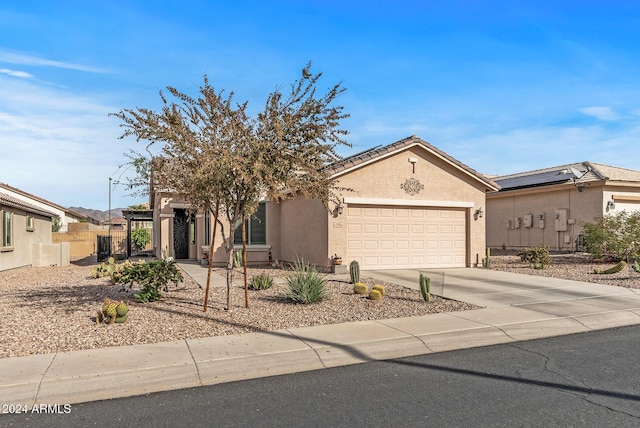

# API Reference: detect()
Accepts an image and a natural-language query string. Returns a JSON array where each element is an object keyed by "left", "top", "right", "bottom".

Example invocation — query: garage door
[{"left": 346, "top": 205, "right": 467, "bottom": 269}]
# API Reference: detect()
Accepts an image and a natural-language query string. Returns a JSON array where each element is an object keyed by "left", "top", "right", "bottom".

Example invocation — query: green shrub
[
  {"left": 518, "top": 246, "right": 551, "bottom": 269},
  {"left": 249, "top": 273, "right": 274, "bottom": 290},
  {"left": 131, "top": 228, "right": 151, "bottom": 251},
  {"left": 581, "top": 211, "right": 640, "bottom": 260},
  {"left": 113, "top": 259, "right": 184, "bottom": 303},
  {"left": 284, "top": 259, "right": 330, "bottom": 304}
]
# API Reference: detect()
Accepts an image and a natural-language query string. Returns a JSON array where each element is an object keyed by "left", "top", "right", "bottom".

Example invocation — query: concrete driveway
[{"left": 363, "top": 267, "right": 640, "bottom": 312}]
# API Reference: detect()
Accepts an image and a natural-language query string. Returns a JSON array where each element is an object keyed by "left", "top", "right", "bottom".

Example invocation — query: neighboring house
[
  {"left": 0, "top": 189, "right": 69, "bottom": 271},
  {"left": 0, "top": 183, "right": 87, "bottom": 232},
  {"left": 151, "top": 135, "right": 499, "bottom": 270},
  {"left": 486, "top": 162, "right": 640, "bottom": 251}
]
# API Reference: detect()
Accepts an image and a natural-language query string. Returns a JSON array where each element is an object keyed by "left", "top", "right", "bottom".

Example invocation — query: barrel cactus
[
  {"left": 353, "top": 282, "right": 368, "bottom": 295},
  {"left": 372, "top": 284, "right": 385, "bottom": 296},
  {"left": 368, "top": 289, "right": 382, "bottom": 300}
]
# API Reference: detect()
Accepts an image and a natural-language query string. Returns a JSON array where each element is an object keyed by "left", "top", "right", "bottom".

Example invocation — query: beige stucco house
[
  {"left": 0, "top": 187, "right": 70, "bottom": 271},
  {"left": 486, "top": 161, "right": 640, "bottom": 251},
  {"left": 0, "top": 182, "right": 87, "bottom": 232},
  {"left": 151, "top": 135, "right": 499, "bottom": 270}
]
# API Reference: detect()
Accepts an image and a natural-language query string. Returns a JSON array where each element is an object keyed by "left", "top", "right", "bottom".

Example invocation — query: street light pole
[{"left": 108, "top": 177, "right": 112, "bottom": 257}]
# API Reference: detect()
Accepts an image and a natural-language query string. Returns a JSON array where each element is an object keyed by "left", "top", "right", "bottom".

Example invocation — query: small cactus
[
  {"left": 98, "top": 298, "right": 129, "bottom": 324},
  {"left": 372, "top": 284, "right": 385, "bottom": 296},
  {"left": 353, "top": 282, "right": 368, "bottom": 295},
  {"left": 350, "top": 260, "right": 360, "bottom": 284},
  {"left": 368, "top": 289, "right": 382, "bottom": 300},
  {"left": 594, "top": 260, "right": 627, "bottom": 274},
  {"left": 419, "top": 274, "right": 431, "bottom": 302}
]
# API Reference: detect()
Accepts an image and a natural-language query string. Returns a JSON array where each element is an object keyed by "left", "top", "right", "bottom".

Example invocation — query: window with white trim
[
  {"left": 1, "top": 210, "right": 13, "bottom": 249},
  {"left": 234, "top": 203, "right": 266, "bottom": 245},
  {"left": 26, "top": 215, "right": 34, "bottom": 232},
  {"left": 204, "top": 211, "right": 211, "bottom": 246}
]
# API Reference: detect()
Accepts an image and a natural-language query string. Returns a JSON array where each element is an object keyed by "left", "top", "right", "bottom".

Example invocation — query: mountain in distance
[{"left": 68, "top": 207, "right": 125, "bottom": 223}]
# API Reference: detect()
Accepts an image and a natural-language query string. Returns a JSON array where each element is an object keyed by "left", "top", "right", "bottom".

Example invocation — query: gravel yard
[
  {"left": 0, "top": 262, "right": 476, "bottom": 359},
  {"left": 490, "top": 249, "right": 640, "bottom": 289},
  {"left": 2, "top": 251, "right": 637, "bottom": 359}
]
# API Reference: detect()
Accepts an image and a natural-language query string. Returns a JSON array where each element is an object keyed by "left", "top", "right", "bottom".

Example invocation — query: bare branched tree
[{"left": 111, "top": 63, "right": 350, "bottom": 311}]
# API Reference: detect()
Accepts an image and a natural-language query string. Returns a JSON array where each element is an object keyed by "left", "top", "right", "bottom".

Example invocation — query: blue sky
[{"left": 2, "top": 1, "right": 640, "bottom": 210}]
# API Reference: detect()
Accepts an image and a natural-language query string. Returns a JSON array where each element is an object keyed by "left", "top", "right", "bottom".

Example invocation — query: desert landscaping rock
[
  {"left": 490, "top": 250, "right": 640, "bottom": 289},
  {"left": 0, "top": 264, "right": 476, "bottom": 359},
  {"left": 3, "top": 251, "right": 638, "bottom": 360}
]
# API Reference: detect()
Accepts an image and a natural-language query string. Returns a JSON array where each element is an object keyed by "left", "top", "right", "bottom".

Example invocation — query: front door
[{"left": 173, "top": 209, "right": 190, "bottom": 259}]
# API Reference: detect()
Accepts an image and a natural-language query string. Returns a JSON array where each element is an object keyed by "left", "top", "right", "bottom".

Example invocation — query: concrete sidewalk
[{"left": 2, "top": 266, "right": 640, "bottom": 406}]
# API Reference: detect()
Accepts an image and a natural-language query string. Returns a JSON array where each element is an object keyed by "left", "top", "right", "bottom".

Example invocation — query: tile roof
[
  {"left": 493, "top": 161, "right": 640, "bottom": 191},
  {"left": 0, "top": 191, "right": 57, "bottom": 217},
  {"left": 0, "top": 182, "right": 86, "bottom": 219},
  {"left": 325, "top": 135, "right": 500, "bottom": 191}
]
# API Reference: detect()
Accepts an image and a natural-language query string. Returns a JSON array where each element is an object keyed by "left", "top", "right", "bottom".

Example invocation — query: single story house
[
  {"left": 0, "top": 182, "right": 88, "bottom": 232},
  {"left": 486, "top": 161, "right": 640, "bottom": 251},
  {"left": 151, "top": 135, "right": 500, "bottom": 270},
  {"left": 0, "top": 188, "right": 69, "bottom": 271}
]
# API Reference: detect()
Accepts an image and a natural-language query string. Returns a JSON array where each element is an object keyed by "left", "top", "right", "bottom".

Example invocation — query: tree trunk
[
  {"left": 225, "top": 229, "right": 235, "bottom": 311},
  {"left": 242, "top": 214, "right": 248, "bottom": 308},
  {"left": 203, "top": 200, "right": 220, "bottom": 312}
]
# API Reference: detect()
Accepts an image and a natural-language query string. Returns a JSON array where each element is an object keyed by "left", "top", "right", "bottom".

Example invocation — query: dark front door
[{"left": 173, "top": 209, "right": 190, "bottom": 259}]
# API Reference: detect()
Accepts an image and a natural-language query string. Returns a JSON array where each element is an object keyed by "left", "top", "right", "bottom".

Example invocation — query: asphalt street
[{"left": 2, "top": 325, "right": 639, "bottom": 428}]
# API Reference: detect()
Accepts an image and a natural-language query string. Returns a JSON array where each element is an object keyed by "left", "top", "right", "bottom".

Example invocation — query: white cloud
[
  {"left": 0, "top": 49, "right": 108, "bottom": 74},
  {"left": 579, "top": 106, "right": 620, "bottom": 121},
  {"left": 0, "top": 76, "right": 142, "bottom": 209},
  {"left": 0, "top": 68, "right": 32, "bottom": 78}
]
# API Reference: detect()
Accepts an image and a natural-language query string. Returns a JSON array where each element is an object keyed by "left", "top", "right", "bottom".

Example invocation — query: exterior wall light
[
  {"left": 607, "top": 200, "right": 616, "bottom": 210},
  {"left": 336, "top": 205, "right": 344, "bottom": 215},
  {"left": 474, "top": 207, "right": 483, "bottom": 219}
]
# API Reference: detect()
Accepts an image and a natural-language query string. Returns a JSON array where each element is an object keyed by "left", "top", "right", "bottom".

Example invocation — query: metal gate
[
  {"left": 97, "top": 235, "right": 112, "bottom": 262},
  {"left": 97, "top": 231, "right": 128, "bottom": 261}
]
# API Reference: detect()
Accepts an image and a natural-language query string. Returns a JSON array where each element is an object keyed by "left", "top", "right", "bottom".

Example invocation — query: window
[
  {"left": 234, "top": 203, "right": 266, "bottom": 245},
  {"left": 26, "top": 215, "right": 34, "bottom": 232},
  {"left": 190, "top": 214, "right": 196, "bottom": 245},
  {"left": 204, "top": 211, "right": 211, "bottom": 246},
  {"left": 2, "top": 210, "right": 13, "bottom": 249}
]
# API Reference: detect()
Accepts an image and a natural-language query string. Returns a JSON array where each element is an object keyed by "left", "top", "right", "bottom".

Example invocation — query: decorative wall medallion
[{"left": 401, "top": 178, "right": 424, "bottom": 195}]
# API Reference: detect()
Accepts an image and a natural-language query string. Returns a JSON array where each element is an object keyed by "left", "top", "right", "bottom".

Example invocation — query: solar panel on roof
[
  {"left": 337, "top": 145, "right": 382, "bottom": 165},
  {"left": 497, "top": 170, "right": 575, "bottom": 190}
]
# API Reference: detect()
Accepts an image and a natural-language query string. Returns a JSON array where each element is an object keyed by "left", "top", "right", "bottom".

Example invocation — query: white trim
[
  {"left": 159, "top": 213, "right": 175, "bottom": 218},
  {"left": 343, "top": 197, "right": 474, "bottom": 208}
]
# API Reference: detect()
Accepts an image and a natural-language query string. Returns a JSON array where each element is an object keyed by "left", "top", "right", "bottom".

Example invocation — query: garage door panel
[
  {"left": 364, "top": 224, "right": 378, "bottom": 233},
  {"left": 347, "top": 205, "right": 467, "bottom": 269},
  {"left": 396, "top": 224, "right": 410, "bottom": 234},
  {"left": 380, "top": 224, "right": 394, "bottom": 233},
  {"left": 364, "top": 240, "right": 378, "bottom": 250},
  {"left": 380, "top": 240, "right": 394, "bottom": 250}
]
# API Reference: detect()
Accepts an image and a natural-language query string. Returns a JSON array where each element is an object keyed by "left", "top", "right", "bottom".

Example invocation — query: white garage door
[{"left": 346, "top": 205, "right": 467, "bottom": 269}]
